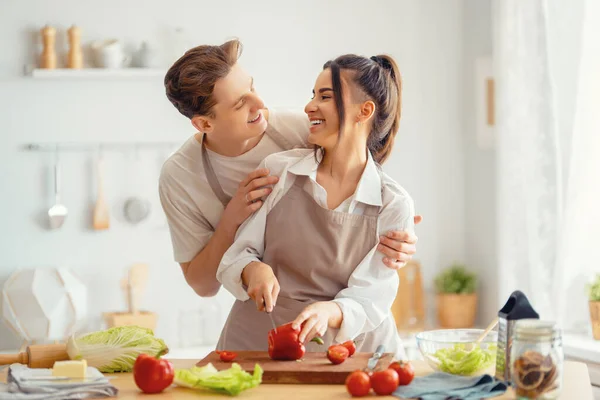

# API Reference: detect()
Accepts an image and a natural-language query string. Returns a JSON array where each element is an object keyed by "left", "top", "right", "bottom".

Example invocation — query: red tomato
[
  {"left": 327, "top": 345, "right": 350, "bottom": 365},
  {"left": 219, "top": 351, "right": 237, "bottom": 362},
  {"left": 133, "top": 353, "right": 174, "bottom": 394},
  {"left": 370, "top": 369, "right": 399, "bottom": 395},
  {"left": 388, "top": 360, "right": 415, "bottom": 385},
  {"left": 345, "top": 370, "right": 371, "bottom": 397},
  {"left": 341, "top": 340, "right": 357, "bottom": 357}
]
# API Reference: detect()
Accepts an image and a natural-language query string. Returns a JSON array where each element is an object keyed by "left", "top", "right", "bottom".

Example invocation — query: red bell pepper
[
  {"left": 268, "top": 322, "right": 323, "bottom": 360},
  {"left": 133, "top": 351, "right": 174, "bottom": 394}
]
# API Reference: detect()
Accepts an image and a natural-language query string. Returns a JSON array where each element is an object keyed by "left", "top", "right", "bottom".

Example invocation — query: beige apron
[
  {"left": 216, "top": 175, "right": 405, "bottom": 359},
  {"left": 201, "top": 124, "right": 303, "bottom": 207}
]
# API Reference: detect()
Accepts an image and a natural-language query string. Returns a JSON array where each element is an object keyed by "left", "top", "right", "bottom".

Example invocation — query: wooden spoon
[{"left": 467, "top": 317, "right": 499, "bottom": 351}]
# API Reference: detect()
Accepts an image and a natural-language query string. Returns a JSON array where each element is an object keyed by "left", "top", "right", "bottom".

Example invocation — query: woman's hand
[
  {"left": 292, "top": 301, "right": 342, "bottom": 343},
  {"left": 242, "top": 261, "right": 280, "bottom": 312}
]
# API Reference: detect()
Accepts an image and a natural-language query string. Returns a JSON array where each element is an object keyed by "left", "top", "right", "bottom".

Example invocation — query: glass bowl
[{"left": 415, "top": 329, "right": 498, "bottom": 376}]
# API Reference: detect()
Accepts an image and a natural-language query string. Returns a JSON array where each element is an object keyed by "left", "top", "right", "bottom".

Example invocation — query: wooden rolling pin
[{"left": 0, "top": 343, "right": 69, "bottom": 368}]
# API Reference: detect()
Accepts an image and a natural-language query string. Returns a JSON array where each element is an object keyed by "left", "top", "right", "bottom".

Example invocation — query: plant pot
[
  {"left": 589, "top": 301, "right": 600, "bottom": 340},
  {"left": 436, "top": 293, "right": 477, "bottom": 328}
]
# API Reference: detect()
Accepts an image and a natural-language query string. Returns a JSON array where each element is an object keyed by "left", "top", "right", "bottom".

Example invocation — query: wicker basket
[
  {"left": 589, "top": 301, "right": 600, "bottom": 340},
  {"left": 436, "top": 293, "right": 477, "bottom": 328}
]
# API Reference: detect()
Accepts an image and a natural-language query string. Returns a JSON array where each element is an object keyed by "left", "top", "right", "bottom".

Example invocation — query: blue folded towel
[{"left": 393, "top": 372, "right": 507, "bottom": 400}]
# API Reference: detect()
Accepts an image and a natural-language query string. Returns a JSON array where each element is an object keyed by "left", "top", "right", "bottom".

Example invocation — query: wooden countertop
[{"left": 105, "top": 359, "right": 593, "bottom": 399}]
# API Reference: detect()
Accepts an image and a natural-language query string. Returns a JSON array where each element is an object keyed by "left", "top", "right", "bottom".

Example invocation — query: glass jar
[{"left": 510, "top": 319, "right": 563, "bottom": 399}]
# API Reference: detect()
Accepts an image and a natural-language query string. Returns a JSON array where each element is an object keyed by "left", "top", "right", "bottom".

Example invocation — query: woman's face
[{"left": 304, "top": 68, "right": 348, "bottom": 149}]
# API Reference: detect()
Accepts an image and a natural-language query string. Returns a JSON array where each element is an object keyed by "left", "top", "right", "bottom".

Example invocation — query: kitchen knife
[
  {"left": 367, "top": 345, "right": 385, "bottom": 371},
  {"left": 267, "top": 311, "right": 278, "bottom": 333},
  {"left": 263, "top": 300, "right": 278, "bottom": 333}
]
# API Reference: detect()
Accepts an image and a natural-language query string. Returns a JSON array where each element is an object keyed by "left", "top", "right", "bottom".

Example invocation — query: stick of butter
[{"left": 52, "top": 360, "right": 87, "bottom": 378}]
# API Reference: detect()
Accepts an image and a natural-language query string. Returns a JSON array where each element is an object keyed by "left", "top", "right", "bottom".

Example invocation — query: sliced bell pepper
[{"left": 268, "top": 322, "right": 324, "bottom": 360}]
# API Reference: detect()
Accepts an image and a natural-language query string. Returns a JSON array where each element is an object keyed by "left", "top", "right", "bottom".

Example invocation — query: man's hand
[
  {"left": 242, "top": 261, "right": 280, "bottom": 312},
  {"left": 378, "top": 215, "right": 423, "bottom": 270},
  {"left": 291, "top": 301, "right": 342, "bottom": 344},
  {"left": 220, "top": 168, "right": 279, "bottom": 232}
]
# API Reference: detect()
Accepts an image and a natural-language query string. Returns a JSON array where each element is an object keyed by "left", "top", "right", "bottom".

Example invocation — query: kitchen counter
[{"left": 106, "top": 359, "right": 593, "bottom": 399}]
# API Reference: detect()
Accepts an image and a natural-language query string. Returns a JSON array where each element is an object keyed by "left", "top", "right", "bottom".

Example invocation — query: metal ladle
[{"left": 48, "top": 148, "right": 68, "bottom": 229}]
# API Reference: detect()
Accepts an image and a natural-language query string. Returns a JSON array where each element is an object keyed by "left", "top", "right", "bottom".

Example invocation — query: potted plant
[
  {"left": 434, "top": 264, "right": 477, "bottom": 328},
  {"left": 587, "top": 275, "right": 600, "bottom": 340}
]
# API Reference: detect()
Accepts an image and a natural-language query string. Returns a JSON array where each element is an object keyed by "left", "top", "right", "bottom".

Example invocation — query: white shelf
[{"left": 25, "top": 67, "right": 165, "bottom": 79}]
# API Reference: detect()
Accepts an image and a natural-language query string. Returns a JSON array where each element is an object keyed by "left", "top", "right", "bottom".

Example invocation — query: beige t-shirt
[{"left": 159, "top": 108, "right": 310, "bottom": 263}]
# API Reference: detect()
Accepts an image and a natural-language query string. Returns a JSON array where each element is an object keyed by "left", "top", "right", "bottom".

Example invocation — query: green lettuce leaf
[
  {"left": 66, "top": 326, "right": 168, "bottom": 373},
  {"left": 434, "top": 344, "right": 497, "bottom": 375},
  {"left": 174, "top": 363, "right": 263, "bottom": 396}
]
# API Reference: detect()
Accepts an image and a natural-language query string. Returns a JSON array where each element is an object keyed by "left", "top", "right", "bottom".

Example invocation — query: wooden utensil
[
  {"left": 391, "top": 260, "right": 425, "bottom": 332},
  {"left": 464, "top": 317, "right": 499, "bottom": 352},
  {"left": 196, "top": 351, "right": 395, "bottom": 384},
  {"left": 0, "top": 343, "right": 69, "bottom": 368},
  {"left": 127, "top": 263, "right": 148, "bottom": 314},
  {"left": 92, "top": 156, "right": 110, "bottom": 230},
  {"left": 474, "top": 317, "right": 499, "bottom": 346}
]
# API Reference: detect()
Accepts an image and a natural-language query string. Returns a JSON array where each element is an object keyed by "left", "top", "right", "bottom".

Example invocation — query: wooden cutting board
[{"left": 196, "top": 351, "right": 395, "bottom": 384}]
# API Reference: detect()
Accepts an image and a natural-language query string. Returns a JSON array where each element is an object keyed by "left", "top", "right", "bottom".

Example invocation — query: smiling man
[{"left": 159, "top": 39, "right": 420, "bottom": 298}]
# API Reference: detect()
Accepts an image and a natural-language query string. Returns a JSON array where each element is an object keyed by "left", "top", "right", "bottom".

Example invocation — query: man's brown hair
[{"left": 164, "top": 39, "right": 242, "bottom": 119}]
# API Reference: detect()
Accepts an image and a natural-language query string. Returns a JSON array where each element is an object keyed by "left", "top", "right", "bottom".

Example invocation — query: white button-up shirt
[{"left": 217, "top": 148, "right": 415, "bottom": 342}]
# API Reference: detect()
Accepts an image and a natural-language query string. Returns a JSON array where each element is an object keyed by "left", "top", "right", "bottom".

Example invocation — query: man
[{"left": 159, "top": 39, "right": 421, "bottom": 297}]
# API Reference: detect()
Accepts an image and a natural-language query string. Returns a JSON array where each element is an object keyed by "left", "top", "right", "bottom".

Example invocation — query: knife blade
[
  {"left": 263, "top": 300, "right": 278, "bottom": 333},
  {"left": 367, "top": 345, "right": 385, "bottom": 371},
  {"left": 267, "top": 311, "right": 278, "bottom": 333}
]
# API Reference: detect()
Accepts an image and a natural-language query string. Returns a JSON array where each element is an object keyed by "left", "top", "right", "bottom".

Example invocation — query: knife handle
[{"left": 374, "top": 344, "right": 385, "bottom": 356}]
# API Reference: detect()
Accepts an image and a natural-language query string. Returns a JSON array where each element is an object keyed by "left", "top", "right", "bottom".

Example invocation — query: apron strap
[
  {"left": 265, "top": 124, "right": 302, "bottom": 151},
  {"left": 200, "top": 124, "right": 301, "bottom": 208},
  {"left": 200, "top": 134, "right": 231, "bottom": 207}
]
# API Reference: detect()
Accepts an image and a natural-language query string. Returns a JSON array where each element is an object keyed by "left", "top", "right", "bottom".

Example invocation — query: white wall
[
  {"left": 462, "top": 0, "right": 497, "bottom": 325},
  {"left": 0, "top": 0, "right": 467, "bottom": 350}
]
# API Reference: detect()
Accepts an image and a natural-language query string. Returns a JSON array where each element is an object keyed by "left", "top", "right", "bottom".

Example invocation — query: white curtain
[
  {"left": 552, "top": 0, "right": 600, "bottom": 330},
  {"left": 494, "top": 0, "right": 600, "bottom": 329},
  {"left": 493, "top": 0, "right": 562, "bottom": 320}
]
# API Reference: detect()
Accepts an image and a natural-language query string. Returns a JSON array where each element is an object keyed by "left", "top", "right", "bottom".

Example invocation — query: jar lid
[{"left": 514, "top": 319, "right": 561, "bottom": 340}]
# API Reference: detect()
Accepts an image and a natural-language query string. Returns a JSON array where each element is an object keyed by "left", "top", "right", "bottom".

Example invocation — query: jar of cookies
[{"left": 510, "top": 319, "right": 563, "bottom": 399}]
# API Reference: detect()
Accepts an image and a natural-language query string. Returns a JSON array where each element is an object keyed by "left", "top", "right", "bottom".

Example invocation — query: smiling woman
[{"left": 216, "top": 52, "right": 415, "bottom": 360}]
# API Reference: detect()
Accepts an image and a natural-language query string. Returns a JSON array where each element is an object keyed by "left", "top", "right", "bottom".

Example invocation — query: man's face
[{"left": 209, "top": 63, "right": 267, "bottom": 142}]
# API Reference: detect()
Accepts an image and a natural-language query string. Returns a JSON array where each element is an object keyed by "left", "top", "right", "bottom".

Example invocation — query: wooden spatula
[{"left": 92, "top": 156, "right": 109, "bottom": 230}]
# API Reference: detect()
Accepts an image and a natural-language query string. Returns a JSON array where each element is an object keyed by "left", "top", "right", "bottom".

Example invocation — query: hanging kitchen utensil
[
  {"left": 92, "top": 149, "right": 110, "bottom": 230},
  {"left": 48, "top": 147, "right": 67, "bottom": 229},
  {"left": 123, "top": 147, "right": 151, "bottom": 224}
]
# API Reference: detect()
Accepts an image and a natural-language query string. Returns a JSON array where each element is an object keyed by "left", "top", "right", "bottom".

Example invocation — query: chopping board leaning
[{"left": 197, "top": 351, "right": 394, "bottom": 384}]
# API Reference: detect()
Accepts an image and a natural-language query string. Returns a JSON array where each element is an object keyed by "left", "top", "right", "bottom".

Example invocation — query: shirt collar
[{"left": 288, "top": 149, "right": 383, "bottom": 207}]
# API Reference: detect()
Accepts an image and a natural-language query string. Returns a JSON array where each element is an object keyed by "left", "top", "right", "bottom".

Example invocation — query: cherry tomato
[
  {"left": 218, "top": 351, "right": 237, "bottom": 362},
  {"left": 345, "top": 370, "right": 371, "bottom": 397},
  {"left": 388, "top": 360, "right": 415, "bottom": 385},
  {"left": 371, "top": 368, "right": 399, "bottom": 395},
  {"left": 341, "top": 340, "right": 357, "bottom": 357},
  {"left": 327, "top": 345, "right": 349, "bottom": 365}
]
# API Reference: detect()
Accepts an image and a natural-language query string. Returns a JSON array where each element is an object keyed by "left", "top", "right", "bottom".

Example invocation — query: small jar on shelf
[{"left": 510, "top": 319, "right": 563, "bottom": 399}]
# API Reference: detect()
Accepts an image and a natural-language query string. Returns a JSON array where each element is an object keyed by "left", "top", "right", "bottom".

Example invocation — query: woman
[{"left": 216, "top": 53, "right": 414, "bottom": 359}]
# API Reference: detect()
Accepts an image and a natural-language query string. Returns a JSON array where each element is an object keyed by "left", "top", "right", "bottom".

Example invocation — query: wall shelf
[{"left": 24, "top": 66, "right": 165, "bottom": 79}]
